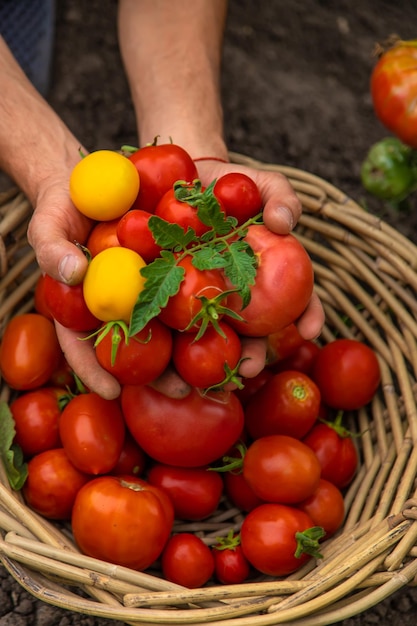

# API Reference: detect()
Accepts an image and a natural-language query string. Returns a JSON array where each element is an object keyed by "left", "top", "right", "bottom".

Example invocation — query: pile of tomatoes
[{"left": 0, "top": 142, "right": 381, "bottom": 588}]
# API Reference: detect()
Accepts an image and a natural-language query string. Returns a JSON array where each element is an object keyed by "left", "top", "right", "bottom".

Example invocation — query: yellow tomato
[
  {"left": 83, "top": 247, "right": 146, "bottom": 323},
  {"left": 70, "top": 150, "right": 140, "bottom": 220}
]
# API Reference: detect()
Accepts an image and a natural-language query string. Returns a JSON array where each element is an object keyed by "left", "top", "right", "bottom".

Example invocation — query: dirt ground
[{"left": 2, "top": 1, "right": 417, "bottom": 625}]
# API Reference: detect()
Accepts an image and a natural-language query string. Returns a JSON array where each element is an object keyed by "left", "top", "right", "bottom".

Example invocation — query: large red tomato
[
  {"left": 121, "top": 385, "right": 244, "bottom": 467},
  {"left": 72, "top": 475, "right": 174, "bottom": 570},
  {"left": 225, "top": 225, "right": 314, "bottom": 336},
  {"left": 0, "top": 313, "right": 62, "bottom": 390},
  {"left": 371, "top": 40, "right": 417, "bottom": 148}
]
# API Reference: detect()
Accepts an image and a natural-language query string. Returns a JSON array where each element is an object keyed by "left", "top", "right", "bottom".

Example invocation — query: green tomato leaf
[
  {"left": 148, "top": 215, "right": 197, "bottom": 250},
  {"left": 129, "top": 251, "right": 185, "bottom": 336},
  {"left": 0, "top": 401, "right": 28, "bottom": 490},
  {"left": 191, "top": 243, "right": 227, "bottom": 271},
  {"left": 223, "top": 240, "right": 257, "bottom": 308}
]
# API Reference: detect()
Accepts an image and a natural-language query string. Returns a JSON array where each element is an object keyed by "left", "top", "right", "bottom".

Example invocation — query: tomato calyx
[
  {"left": 185, "top": 289, "right": 243, "bottom": 340},
  {"left": 84, "top": 321, "right": 131, "bottom": 366},
  {"left": 204, "top": 358, "right": 246, "bottom": 394},
  {"left": 294, "top": 526, "right": 325, "bottom": 559},
  {"left": 213, "top": 530, "right": 241, "bottom": 552},
  {"left": 209, "top": 442, "right": 247, "bottom": 474},
  {"left": 319, "top": 411, "right": 359, "bottom": 439}
]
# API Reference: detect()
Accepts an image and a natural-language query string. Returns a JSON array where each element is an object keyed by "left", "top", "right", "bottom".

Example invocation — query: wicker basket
[{"left": 1, "top": 153, "right": 417, "bottom": 625}]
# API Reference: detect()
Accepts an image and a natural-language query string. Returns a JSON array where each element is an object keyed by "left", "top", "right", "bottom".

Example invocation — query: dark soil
[{"left": 2, "top": 1, "right": 417, "bottom": 625}]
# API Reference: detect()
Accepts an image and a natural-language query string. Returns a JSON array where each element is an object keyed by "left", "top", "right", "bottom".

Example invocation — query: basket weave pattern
[{"left": 1, "top": 154, "right": 417, "bottom": 625}]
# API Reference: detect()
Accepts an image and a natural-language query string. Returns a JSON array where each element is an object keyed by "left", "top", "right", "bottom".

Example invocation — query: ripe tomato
[
  {"left": 10, "top": 387, "right": 66, "bottom": 458},
  {"left": 70, "top": 150, "right": 140, "bottom": 220},
  {"left": 303, "top": 421, "right": 358, "bottom": 489},
  {"left": 23, "top": 448, "right": 90, "bottom": 520},
  {"left": 214, "top": 172, "right": 262, "bottom": 225},
  {"left": 128, "top": 142, "right": 198, "bottom": 213},
  {"left": 243, "top": 434, "right": 321, "bottom": 504},
  {"left": 371, "top": 40, "right": 417, "bottom": 149},
  {"left": 116, "top": 209, "right": 162, "bottom": 263},
  {"left": 226, "top": 226, "right": 314, "bottom": 337},
  {"left": 311, "top": 338, "right": 381, "bottom": 410},
  {"left": 95, "top": 318, "right": 172, "bottom": 386},
  {"left": 110, "top": 433, "right": 147, "bottom": 477},
  {"left": 83, "top": 247, "right": 146, "bottom": 323},
  {"left": 158, "top": 255, "right": 228, "bottom": 332},
  {"left": 161, "top": 533, "right": 215, "bottom": 588},
  {"left": 240, "top": 503, "right": 317, "bottom": 576},
  {"left": 213, "top": 533, "right": 251, "bottom": 584},
  {"left": 121, "top": 385, "right": 244, "bottom": 467},
  {"left": 86, "top": 218, "right": 121, "bottom": 256},
  {"left": 223, "top": 470, "right": 265, "bottom": 512},
  {"left": 270, "top": 339, "right": 320, "bottom": 376},
  {"left": 59, "top": 392, "right": 125, "bottom": 475},
  {"left": 33, "top": 274, "right": 53, "bottom": 319},
  {"left": 155, "top": 186, "right": 210, "bottom": 237},
  {"left": 43, "top": 273, "right": 100, "bottom": 332},
  {"left": 234, "top": 368, "right": 273, "bottom": 407},
  {"left": 244, "top": 370, "right": 321, "bottom": 440},
  {"left": 147, "top": 463, "right": 224, "bottom": 521},
  {"left": 298, "top": 478, "right": 345, "bottom": 538},
  {"left": 266, "top": 323, "right": 305, "bottom": 365},
  {"left": 172, "top": 321, "right": 242, "bottom": 389},
  {"left": 0, "top": 313, "right": 62, "bottom": 391},
  {"left": 72, "top": 475, "right": 173, "bottom": 570}
]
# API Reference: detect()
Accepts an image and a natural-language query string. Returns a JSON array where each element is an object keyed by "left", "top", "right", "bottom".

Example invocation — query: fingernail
[
  {"left": 59, "top": 254, "right": 80, "bottom": 283},
  {"left": 278, "top": 206, "right": 295, "bottom": 231}
]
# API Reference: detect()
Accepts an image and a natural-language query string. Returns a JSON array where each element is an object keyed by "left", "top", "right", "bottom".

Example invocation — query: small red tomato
[
  {"left": 155, "top": 186, "right": 210, "bottom": 237},
  {"left": 162, "top": 533, "right": 215, "bottom": 588},
  {"left": 116, "top": 209, "right": 162, "bottom": 263},
  {"left": 43, "top": 273, "right": 100, "bottom": 332},
  {"left": 245, "top": 370, "right": 321, "bottom": 440},
  {"left": 86, "top": 218, "right": 121, "bottom": 256},
  {"left": 110, "top": 433, "right": 147, "bottom": 477},
  {"left": 270, "top": 339, "right": 320, "bottom": 376},
  {"left": 10, "top": 387, "right": 66, "bottom": 458},
  {"left": 311, "top": 338, "right": 381, "bottom": 410},
  {"left": 33, "top": 274, "right": 53, "bottom": 319},
  {"left": 0, "top": 313, "right": 62, "bottom": 391},
  {"left": 213, "top": 533, "right": 251, "bottom": 584},
  {"left": 223, "top": 470, "right": 265, "bottom": 512},
  {"left": 266, "top": 324, "right": 305, "bottom": 365},
  {"left": 59, "top": 392, "right": 125, "bottom": 475},
  {"left": 214, "top": 172, "right": 262, "bottom": 224},
  {"left": 298, "top": 478, "right": 345, "bottom": 538},
  {"left": 23, "top": 448, "right": 90, "bottom": 520},
  {"left": 147, "top": 463, "right": 223, "bottom": 520}
]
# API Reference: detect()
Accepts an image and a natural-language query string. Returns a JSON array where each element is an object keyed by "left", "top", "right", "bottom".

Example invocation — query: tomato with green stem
[{"left": 212, "top": 531, "right": 251, "bottom": 584}]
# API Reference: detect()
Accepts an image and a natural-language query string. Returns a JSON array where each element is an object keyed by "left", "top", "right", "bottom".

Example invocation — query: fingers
[
  {"left": 238, "top": 336, "right": 268, "bottom": 379},
  {"left": 295, "top": 292, "right": 325, "bottom": 340},
  {"left": 54, "top": 322, "right": 121, "bottom": 400},
  {"left": 149, "top": 364, "right": 192, "bottom": 399}
]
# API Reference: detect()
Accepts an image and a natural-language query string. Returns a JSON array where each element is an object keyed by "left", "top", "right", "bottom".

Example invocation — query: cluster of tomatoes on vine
[{"left": 0, "top": 141, "right": 381, "bottom": 587}]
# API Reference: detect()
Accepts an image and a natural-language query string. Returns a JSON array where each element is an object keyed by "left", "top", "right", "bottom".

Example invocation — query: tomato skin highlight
[
  {"left": 240, "top": 503, "right": 315, "bottom": 576},
  {"left": 226, "top": 226, "right": 314, "bottom": 337},
  {"left": 0, "top": 313, "right": 62, "bottom": 391},
  {"left": 72, "top": 475, "right": 173, "bottom": 570},
  {"left": 371, "top": 41, "right": 417, "bottom": 149},
  {"left": 121, "top": 385, "right": 244, "bottom": 467}
]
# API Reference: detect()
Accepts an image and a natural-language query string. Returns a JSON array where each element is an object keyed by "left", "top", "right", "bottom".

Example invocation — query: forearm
[
  {"left": 118, "top": 0, "right": 229, "bottom": 159},
  {"left": 0, "top": 37, "right": 81, "bottom": 205}
]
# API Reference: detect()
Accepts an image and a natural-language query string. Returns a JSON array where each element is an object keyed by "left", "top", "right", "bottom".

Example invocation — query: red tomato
[
  {"left": 240, "top": 503, "right": 317, "bottom": 576},
  {"left": 244, "top": 370, "right": 321, "bottom": 440},
  {"left": 23, "top": 448, "right": 90, "bottom": 520},
  {"left": 270, "top": 339, "right": 320, "bottom": 376},
  {"left": 303, "top": 422, "right": 358, "bottom": 489},
  {"left": 47, "top": 353, "right": 76, "bottom": 390},
  {"left": 371, "top": 40, "right": 417, "bottom": 149},
  {"left": 0, "top": 313, "right": 62, "bottom": 390},
  {"left": 155, "top": 186, "right": 210, "bottom": 237},
  {"left": 59, "top": 392, "right": 125, "bottom": 475},
  {"left": 311, "top": 338, "right": 381, "bottom": 410},
  {"left": 116, "top": 209, "right": 162, "bottom": 263},
  {"left": 243, "top": 435, "right": 321, "bottom": 504},
  {"left": 234, "top": 368, "right": 273, "bottom": 407},
  {"left": 147, "top": 463, "right": 223, "bottom": 520},
  {"left": 86, "top": 218, "right": 120, "bottom": 256},
  {"left": 225, "top": 226, "right": 314, "bottom": 336},
  {"left": 33, "top": 274, "right": 53, "bottom": 319},
  {"left": 214, "top": 172, "right": 262, "bottom": 225},
  {"left": 72, "top": 475, "right": 173, "bottom": 570},
  {"left": 110, "top": 433, "right": 147, "bottom": 477},
  {"left": 298, "top": 478, "right": 345, "bottom": 537},
  {"left": 172, "top": 321, "right": 242, "bottom": 389},
  {"left": 266, "top": 323, "right": 305, "bottom": 365},
  {"left": 10, "top": 387, "right": 66, "bottom": 458},
  {"left": 128, "top": 143, "right": 198, "bottom": 213},
  {"left": 212, "top": 534, "right": 251, "bottom": 584},
  {"left": 161, "top": 533, "right": 215, "bottom": 588},
  {"left": 223, "top": 470, "right": 265, "bottom": 512},
  {"left": 95, "top": 318, "right": 172, "bottom": 386},
  {"left": 121, "top": 385, "right": 244, "bottom": 467},
  {"left": 158, "top": 255, "right": 228, "bottom": 332},
  {"left": 43, "top": 273, "right": 100, "bottom": 332}
]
